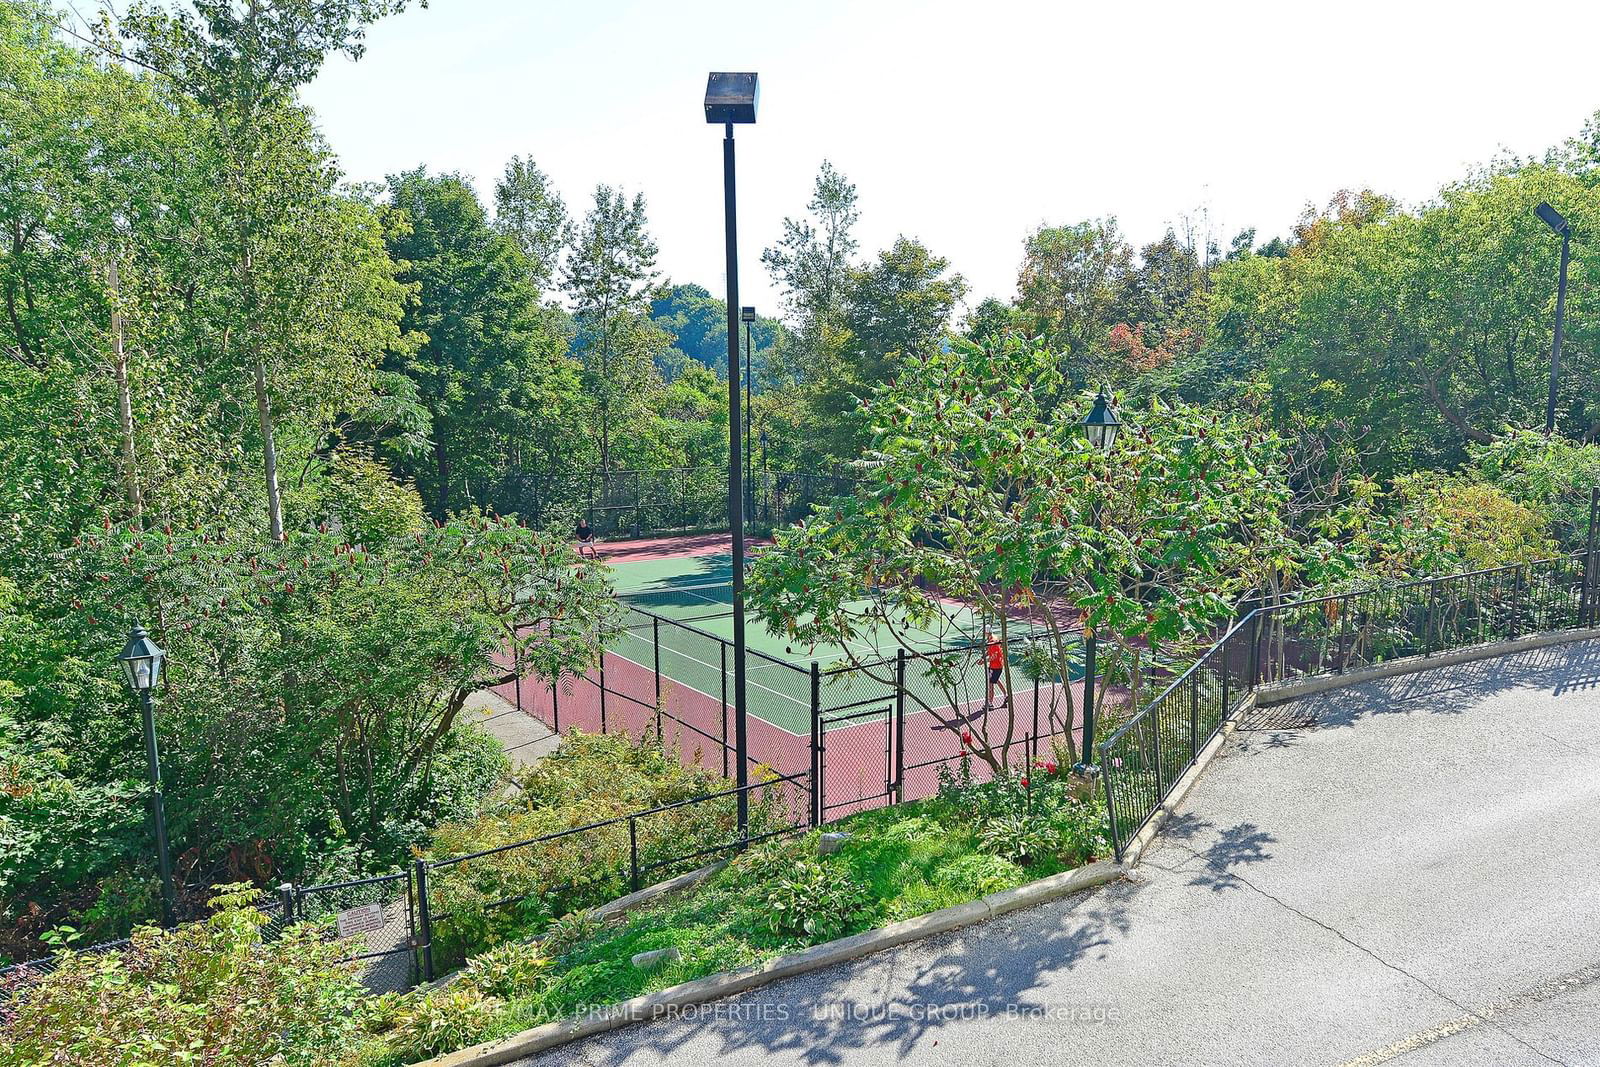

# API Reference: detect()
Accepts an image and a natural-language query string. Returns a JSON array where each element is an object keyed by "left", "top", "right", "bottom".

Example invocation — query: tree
[
  {"left": 56, "top": 514, "right": 621, "bottom": 879},
  {"left": 803, "top": 237, "right": 966, "bottom": 461},
  {"left": 562, "top": 186, "right": 663, "bottom": 476},
  {"left": 962, "top": 297, "right": 1026, "bottom": 344},
  {"left": 1014, "top": 218, "right": 1131, "bottom": 383},
  {"left": 649, "top": 282, "right": 780, "bottom": 381},
  {"left": 1113, "top": 229, "right": 1198, "bottom": 339},
  {"left": 117, "top": 0, "right": 415, "bottom": 541},
  {"left": 384, "top": 169, "right": 587, "bottom": 518},
  {"left": 494, "top": 154, "right": 567, "bottom": 294},
  {"left": 761, "top": 161, "right": 860, "bottom": 382},
  {"left": 746, "top": 335, "right": 1294, "bottom": 772},
  {"left": 1272, "top": 172, "right": 1600, "bottom": 472}
]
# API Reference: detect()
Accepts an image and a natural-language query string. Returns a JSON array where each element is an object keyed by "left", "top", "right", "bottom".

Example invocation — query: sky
[{"left": 301, "top": 0, "right": 1600, "bottom": 319}]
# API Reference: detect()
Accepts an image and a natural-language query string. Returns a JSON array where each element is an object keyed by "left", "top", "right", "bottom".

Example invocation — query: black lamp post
[
  {"left": 1536, "top": 202, "right": 1573, "bottom": 435},
  {"left": 1077, "top": 387, "right": 1122, "bottom": 775},
  {"left": 741, "top": 305, "right": 756, "bottom": 530},
  {"left": 118, "top": 624, "right": 175, "bottom": 926},
  {"left": 705, "top": 71, "right": 758, "bottom": 837}
]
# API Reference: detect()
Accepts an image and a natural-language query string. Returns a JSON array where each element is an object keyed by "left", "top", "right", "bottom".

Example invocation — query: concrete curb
[
  {"left": 414, "top": 860, "right": 1125, "bottom": 1067},
  {"left": 1119, "top": 692, "right": 1255, "bottom": 868},
  {"left": 590, "top": 860, "right": 729, "bottom": 924},
  {"left": 1253, "top": 627, "right": 1600, "bottom": 706},
  {"left": 1116, "top": 628, "right": 1600, "bottom": 866}
]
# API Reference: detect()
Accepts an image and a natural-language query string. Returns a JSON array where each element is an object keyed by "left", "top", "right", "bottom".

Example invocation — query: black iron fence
[
  {"left": 28, "top": 551, "right": 1592, "bottom": 997},
  {"left": 502, "top": 605, "right": 1086, "bottom": 826},
  {"left": 495, "top": 466, "right": 862, "bottom": 538},
  {"left": 415, "top": 771, "right": 809, "bottom": 979},
  {"left": 1099, "top": 551, "right": 1600, "bottom": 862}
]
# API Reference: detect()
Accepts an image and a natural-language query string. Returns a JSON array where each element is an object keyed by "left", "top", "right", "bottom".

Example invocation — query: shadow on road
[
  {"left": 1153, "top": 813, "right": 1277, "bottom": 894},
  {"left": 1281, "top": 639, "right": 1600, "bottom": 730},
  {"left": 533, "top": 880, "right": 1144, "bottom": 1067}
]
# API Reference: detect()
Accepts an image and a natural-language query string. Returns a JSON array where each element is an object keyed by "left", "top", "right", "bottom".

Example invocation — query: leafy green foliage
[
  {"left": 0, "top": 885, "right": 367, "bottom": 1067},
  {"left": 386, "top": 985, "right": 503, "bottom": 1061},
  {"left": 422, "top": 732, "right": 778, "bottom": 968},
  {"left": 0, "top": 515, "right": 615, "bottom": 952},
  {"left": 462, "top": 940, "right": 551, "bottom": 1000},
  {"left": 762, "top": 857, "right": 874, "bottom": 943},
  {"left": 563, "top": 185, "right": 665, "bottom": 475},
  {"left": 384, "top": 168, "right": 588, "bottom": 520},
  {"left": 1470, "top": 430, "right": 1600, "bottom": 547},
  {"left": 349, "top": 775, "right": 1110, "bottom": 1063},
  {"left": 748, "top": 333, "right": 1297, "bottom": 763}
]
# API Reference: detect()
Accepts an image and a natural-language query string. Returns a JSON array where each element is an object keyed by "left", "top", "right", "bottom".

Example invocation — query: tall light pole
[
  {"left": 117, "top": 624, "right": 175, "bottom": 926},
  {"left": 1536, "top": 201, "right": 1573, "bottom": 435},
  {"left": 1077, "top": 387, "right": 1122, "bottom": 775},
  {"left": 705, "top": 72, "right": 758, "bottom": 837},
  {"left": 741, "top": 305, "right": 756, "bottom": 530}
]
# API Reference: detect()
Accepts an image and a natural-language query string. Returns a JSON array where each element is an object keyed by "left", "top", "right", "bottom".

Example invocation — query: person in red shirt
[{"left": 982, "top": 629, "right": 1005, "bottom": 711}]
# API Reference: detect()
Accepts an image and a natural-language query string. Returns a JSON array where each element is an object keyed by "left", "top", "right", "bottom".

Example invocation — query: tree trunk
[
  {"left": 253, "top": 358, "right": 285, "bottom": 541},
  {"left": 108, "top": 259, "right": 143, "bottom": 525},
  {"left": 433, "top": 436, "right": 451, "bottom": 521}
]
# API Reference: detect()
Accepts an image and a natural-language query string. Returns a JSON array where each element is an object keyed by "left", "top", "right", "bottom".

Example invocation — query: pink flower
[{"left": 1044, "top": 761, "right": 1058, "bottom": 775}]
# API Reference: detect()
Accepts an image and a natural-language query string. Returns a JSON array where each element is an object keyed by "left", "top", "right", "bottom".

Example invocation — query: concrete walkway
[
  {"left": 521, "top": 639, "right": 1600, "bottom": 1067},
  {"left": 463, "top": 689, "right": 559, "bottom": 771}
]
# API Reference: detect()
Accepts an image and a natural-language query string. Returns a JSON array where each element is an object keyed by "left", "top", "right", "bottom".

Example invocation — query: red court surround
[{"left": 586, "top": 532, "right": 773, "bottom": 565}]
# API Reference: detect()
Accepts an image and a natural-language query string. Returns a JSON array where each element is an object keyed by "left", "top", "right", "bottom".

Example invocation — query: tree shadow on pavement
[
  {"left": 1146, "top": 813, "right": 1276, "bottom": 894},
  {"left": 1288, "top": 639, "right": 1600, "bottom": 730},
  {"left": 528, "top": 878, "right": 1143, "bottom": 1067}
]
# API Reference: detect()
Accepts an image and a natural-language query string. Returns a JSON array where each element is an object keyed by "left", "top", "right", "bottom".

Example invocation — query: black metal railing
[
  {"left": 1099, "top": 551, "right": 1600, "bottom": 861},
  {"left": 23, "top": 552, "right": 1590, "bottom": 997},
  {"left": 415, "top": 771, "right": 810, "bottom": 978}
]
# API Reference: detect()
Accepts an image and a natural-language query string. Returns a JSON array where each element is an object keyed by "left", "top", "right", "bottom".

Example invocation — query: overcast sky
[{"left": 301, "top": 0, "right": 1600, "bottom": 318}]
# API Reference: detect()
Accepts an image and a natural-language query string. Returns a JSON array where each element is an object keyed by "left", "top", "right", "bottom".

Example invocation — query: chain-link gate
[
  {"left": 291, "top": 869, "right": 418, "bottom": 993},
  {"left": 815, "top": 700, "right": 896, "bottom": 819}
]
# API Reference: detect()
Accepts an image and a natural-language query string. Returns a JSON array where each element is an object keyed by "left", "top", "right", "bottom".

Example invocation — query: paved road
[{"left": 522, "top": 639, "right": 1600, "bottom": 1067}]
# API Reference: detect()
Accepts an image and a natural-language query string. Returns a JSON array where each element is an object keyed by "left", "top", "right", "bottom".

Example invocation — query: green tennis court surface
[
  {"left": 607, "top": 551, "right": 1070, "bottom": 735},
  {"left": 612, "top": 551, "right": 996, "bottom": 661}
]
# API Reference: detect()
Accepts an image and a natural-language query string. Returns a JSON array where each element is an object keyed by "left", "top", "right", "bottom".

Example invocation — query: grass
[{"left": 349, "top": 767, "right": 1109, "bottom": 1065}]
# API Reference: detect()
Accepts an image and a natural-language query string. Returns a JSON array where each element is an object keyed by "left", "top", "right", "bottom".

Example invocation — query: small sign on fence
[{"left": 335, "top": 902, "right": 386, "bottom": 938}]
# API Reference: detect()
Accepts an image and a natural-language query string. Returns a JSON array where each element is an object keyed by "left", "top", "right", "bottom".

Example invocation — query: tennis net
[{"left": 620, "top": 580, "right": 734, "bottom": 622}]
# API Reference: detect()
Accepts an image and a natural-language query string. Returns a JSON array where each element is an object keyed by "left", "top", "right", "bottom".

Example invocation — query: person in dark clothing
[{"left": 575, "top": 517, "right": 598, "bottom": 558}]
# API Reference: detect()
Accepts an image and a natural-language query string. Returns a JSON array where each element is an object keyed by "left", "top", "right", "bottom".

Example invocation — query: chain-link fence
[{"left": 494, "top": 466, "right": 862, "bottom": 538}]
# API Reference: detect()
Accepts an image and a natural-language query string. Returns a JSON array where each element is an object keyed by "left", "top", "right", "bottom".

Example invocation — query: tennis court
[{"left": 497, "top": 534, "right": 1091, "bottom": 815}]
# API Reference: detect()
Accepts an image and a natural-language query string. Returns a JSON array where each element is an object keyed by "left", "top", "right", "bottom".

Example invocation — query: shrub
[
  {"left": 424, "top": 731, "right": 786, "bottom": 966},
  {"left": 541, "top": 909, "right": 602, "bottom": 959},
  {"left": 356, "top": 991, "right": 407, "bottom": 1035},
  {"left": 0, "top": 885, "right": 365, "bottom": 1067},
  {"left": 763, "top": 858, "right": 873, "bottom": 943},
  {"left": 462, "top": 940, "right": 549, "bottom": 1000},
  {"left": 388, "top": 985, "right": 503, "bottom": 1061},
  {"left": 977, "top": 810, "right": 1060, "bottom": 865},
  {"left": 1045, "top": 792, "right": 1112, "bottom": 863}
]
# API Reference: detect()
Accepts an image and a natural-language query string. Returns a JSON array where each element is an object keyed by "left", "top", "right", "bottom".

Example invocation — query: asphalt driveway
[{"left": 523, "top": 639, "right": 1600, "bottom": 1067}]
